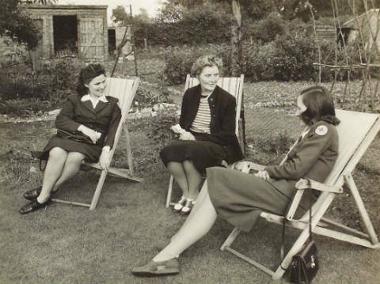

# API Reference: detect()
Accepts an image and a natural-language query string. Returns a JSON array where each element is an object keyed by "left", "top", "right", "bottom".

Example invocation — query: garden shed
[
  {"left": 342, "top": 9, "right": 380, "bottom": 53},
  {"left": 26, "top": 4, "right": 108, "bottom": 62}
]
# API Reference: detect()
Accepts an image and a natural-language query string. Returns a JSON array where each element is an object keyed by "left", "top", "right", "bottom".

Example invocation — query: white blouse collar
[{"left": 81, "top": 94, "right": 108, "bottom": 103}]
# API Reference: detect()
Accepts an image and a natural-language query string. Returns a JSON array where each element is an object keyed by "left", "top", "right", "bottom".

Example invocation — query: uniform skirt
[
  {"left": 160, "top": 137, "right": 227, "bottom": 174},
  {"left": 40, "top": 135, "right": 102, "bottom": 163},
  {"left": 207, "top": 167, "right": 300, "bottom": 232}
]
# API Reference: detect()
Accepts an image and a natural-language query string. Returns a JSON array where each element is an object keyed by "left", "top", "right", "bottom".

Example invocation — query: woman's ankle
[{"left": 153, "top": 253, "right": 179, "bottom": 262}]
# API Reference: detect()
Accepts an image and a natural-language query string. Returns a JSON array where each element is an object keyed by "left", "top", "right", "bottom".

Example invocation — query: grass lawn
[{"left": 0, "top": 81, "right": 379, "bottom": 283}]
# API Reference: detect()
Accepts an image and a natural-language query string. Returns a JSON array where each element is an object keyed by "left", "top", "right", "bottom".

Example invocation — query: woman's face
[
  {"left": 198, "top": 65, "right": 219, "bottom": 93},
  {"left": 295, "top": 95, "right": 307, "bottom": 116},
  {"left": 85, "top": 74, "right": 106, "bottom": 97}
]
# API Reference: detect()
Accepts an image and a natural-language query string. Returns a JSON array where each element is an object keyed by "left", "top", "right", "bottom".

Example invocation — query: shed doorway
[{"left": 53, "top": 15, "right": 78, "bottom": 56}]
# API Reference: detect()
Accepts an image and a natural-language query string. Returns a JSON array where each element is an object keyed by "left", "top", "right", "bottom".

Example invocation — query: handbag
[{"left": 282, "top": 191, "right": 319, "bottom": 284}]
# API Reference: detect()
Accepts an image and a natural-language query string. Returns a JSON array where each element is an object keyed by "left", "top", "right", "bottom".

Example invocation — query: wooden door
[{"left": 78, "top": 17, "right": 105, "bottom": 61}]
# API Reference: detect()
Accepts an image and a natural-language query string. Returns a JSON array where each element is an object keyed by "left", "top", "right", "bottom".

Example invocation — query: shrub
[
  {"left": 250, "top": 12, "right": 287, "bottom": 43},
  {"left": 0, "top": 57, "right": 82, "bottom": 115},
  {"left": 0, "top": 65, "right": 49, "bottom": 100},
  {"left": 163, "top": 44, "right": 230, "bottom": 85},
  {"left": 133, "top": 3, "right": 232, "bottom": 47},
  {"left": 0, "top": 98, "right": 51, "bottom": 116},
  {"left": 242, "top": 42, "right": 277, "bottom": 81},
  {"left": 272, "top": 35, "right": 316, "bottom": 81}
]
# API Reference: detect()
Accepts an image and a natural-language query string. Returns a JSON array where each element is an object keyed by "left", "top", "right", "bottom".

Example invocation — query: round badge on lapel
[{"left": 315, "top": 125, "right": 328, "bottom": 136}]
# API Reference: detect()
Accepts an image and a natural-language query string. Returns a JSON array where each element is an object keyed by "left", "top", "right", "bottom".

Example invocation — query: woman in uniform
[
  {"left": 132, "top": 85, "right": 340, "bottom": 277},
  {"left": 19, "top": 64, "right": 121, "bottom": 214}
]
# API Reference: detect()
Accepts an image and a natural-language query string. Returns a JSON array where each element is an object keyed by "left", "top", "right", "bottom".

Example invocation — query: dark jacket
[
  {"left": 55, "top": 94, "right": 122, "bottom": 149},
  {"left": 179, "top": 85, "right": 244, "bottom": 163},
  {"left": 265, "top": 120, "right": 339, "bottom": 182}
]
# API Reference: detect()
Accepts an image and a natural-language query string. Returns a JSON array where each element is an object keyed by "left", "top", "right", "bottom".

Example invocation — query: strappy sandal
[
  {"left": 181, "top": 199, "right": 195, "bottom": 215},
  {"left": 173, "top": 196, "right": 187, "bottom": 212}
]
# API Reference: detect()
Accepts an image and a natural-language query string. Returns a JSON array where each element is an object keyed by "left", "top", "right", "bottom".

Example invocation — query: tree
[
  {"left": 22, "top": 0, "right": 56, "bottom": 4},
  {"left": 112, "top": 5, "right": 152, "bottom": 25},
  {"left": 112, "top": 5, "right": 131, "bottom": 25},
  {"left": 0, "top": 0, "right": 40, "bottom": 49},
  {"left": 157, "top": 1, "right": 186, "bottom": 23}
]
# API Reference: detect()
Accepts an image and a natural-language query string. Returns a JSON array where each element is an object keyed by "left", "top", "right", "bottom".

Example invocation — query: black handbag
[
  {"left": 288, "top": 239, "right": 319, "bottom": 283},
  {"left": 282, "top": 192, "right": 319, "bottom": 284}
]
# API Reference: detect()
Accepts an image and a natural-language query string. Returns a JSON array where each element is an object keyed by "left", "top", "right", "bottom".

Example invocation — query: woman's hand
[
  {"left": 78, "top": 125, "right": 101, "bottom": 144},
  {"left": 179, "top": 131, "right": 196, "bottom": 141},
  {"left": 255, "top": 170, "right": 270, "bottom": 181},
  {"left": 99, "top": 147, "right": 111, "bottom": 170}
]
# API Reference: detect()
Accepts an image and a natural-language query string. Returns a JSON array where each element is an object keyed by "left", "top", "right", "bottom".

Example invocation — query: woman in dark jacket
[
  {"left": 19, "top": 64, "right": 121, "bottom": 214},
  {"left": 132, "top": 86, "right": 340, "bottom": 277},
  {"left": 160, "top": 55, "right": 243, "bottom": 214}
]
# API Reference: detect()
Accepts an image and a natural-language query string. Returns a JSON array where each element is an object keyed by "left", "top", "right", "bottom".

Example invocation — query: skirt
[
  {"left": 207, "top": 167, "right": 299, "bottom": 232},
  {"left": 160, "top": 139, "right": 227, "bottom": 174},
  {"left": 40, "top": 135, "right": 102, "bottom": 163}
]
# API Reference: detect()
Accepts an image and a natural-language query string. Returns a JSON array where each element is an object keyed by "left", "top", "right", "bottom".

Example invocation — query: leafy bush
[
  {"left": 0, "top": 65, "right": 49, "bottom": 100},
  {"left": 0, "top": 98, "right": 51, "bottom": 116},
  {"left": 163, "top": 44, "right": 230, "bottom": 84},
  {"left": 242, "top": 42, "right": 277, "bottom": 81},
  {"left": 250, "top": 12, "right": 287, "bottom": 43},
  {"left": 133, "top": 3, "right": 232, "bottom": 47},
  {"left": 272, "top": 35, "right": 316, "bottom": 81},
  {"left": 0, "top": 57, "right": 82, "bottom": 115}
]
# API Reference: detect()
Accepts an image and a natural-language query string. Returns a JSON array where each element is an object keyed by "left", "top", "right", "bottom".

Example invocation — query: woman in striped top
[{"left": 160, "top": 55, "right": 243, "bottom": 214}]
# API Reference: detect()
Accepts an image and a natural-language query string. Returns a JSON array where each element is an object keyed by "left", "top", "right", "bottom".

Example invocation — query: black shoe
[
  {"left": 132, "top": 258, "right": 180, "bottom": 277},
  {"left": 23, "top": 186, "right": 42, "bottom": 201},
  {"left": 19, "top": 199, "right": 50, "bottom": 215}
]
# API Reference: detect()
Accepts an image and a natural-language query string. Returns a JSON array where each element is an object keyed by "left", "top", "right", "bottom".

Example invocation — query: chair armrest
[
  {"left": 295, "top": 178, "right": 343, "bottom": 193},
  {"left": 286, "top": 178, "right": 342, "bottom": 220}
]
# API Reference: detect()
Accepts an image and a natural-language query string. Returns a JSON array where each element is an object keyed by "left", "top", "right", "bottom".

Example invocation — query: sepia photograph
[{"left": 0, "top": 0, "right": 379, "bottom": 283}]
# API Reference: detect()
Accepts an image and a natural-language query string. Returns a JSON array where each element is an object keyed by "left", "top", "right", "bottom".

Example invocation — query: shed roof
[
  {"left": 24, "top": 4, "right": 107, "bottom": 11},
  {"left": 343, "top": 8, "right": 380, "bottom": 29}
]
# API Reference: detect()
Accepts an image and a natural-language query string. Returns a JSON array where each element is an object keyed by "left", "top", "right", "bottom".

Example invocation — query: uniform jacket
[
  {"left": 55, "top": 94, "right": 122, "bottom": 149},
  {"left": 265, "top": 120, "right": 339, "bottom": 182},
  {"left": 179, "top": 85, "right": 244, "bottom": 163}
]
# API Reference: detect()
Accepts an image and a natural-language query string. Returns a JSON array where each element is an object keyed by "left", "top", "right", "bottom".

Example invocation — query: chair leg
[
  {"left": 124, "top": 126, "right": 134, "bottom": 176},
  {"left": 165, "top": 175, "right": 174, "bottom": 208},
  {"left": 220, "top": 227, "right": 241, "bottom": 250},
  {"left": 90, "top": 170, "right": 108, "bottom": 210},
  {"left": 344, "top": 173, "right": 379, "bottom": 244}
]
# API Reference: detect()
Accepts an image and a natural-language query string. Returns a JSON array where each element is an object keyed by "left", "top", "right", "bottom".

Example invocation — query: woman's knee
[
  {"left": 167, "top": 162, "right": 184, "bottom": 174},
  {"left": 48, "top": 147, "right": 67, "bottom": 161},
  {"left": 66, "top": 152, "right": 85, "bottom": 165},
  {"left": 183, "top": 160, "right": 200, "bottom": 175}
]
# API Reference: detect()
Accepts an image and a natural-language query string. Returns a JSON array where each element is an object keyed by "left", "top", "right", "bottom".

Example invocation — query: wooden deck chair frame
[
  {"left": 220, "top": 109, "right": 380, "bottom": 280},
  {"left": 52, "top": 77, "right": 142, "bottom": 210},
  {"left": 165, "top": 74, "right": 245, "bottom": 208}
]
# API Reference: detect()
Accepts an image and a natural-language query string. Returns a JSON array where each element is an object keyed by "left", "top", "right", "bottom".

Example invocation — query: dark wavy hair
[
  {"left": 299, "top": 86, "right": 340, "bottom": 126},
  {"left": 76, "top": 64, "right": 106, "bottom": 96}
]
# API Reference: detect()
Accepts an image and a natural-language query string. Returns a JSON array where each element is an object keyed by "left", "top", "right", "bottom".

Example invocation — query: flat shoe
[
  {"left": 23, "top": 186, "right": 42, "bottom": 201},
  {"left": 132, "top": 258, "right": 180, "bottom": 277},
  {"left": 19, "top": 199, "right": 50, "bottom": 215},
  {"left": 173, "top": 196, "right": 187, "bottom": 212}
]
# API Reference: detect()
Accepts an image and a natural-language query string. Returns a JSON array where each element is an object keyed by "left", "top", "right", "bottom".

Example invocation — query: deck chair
[
  {"left": 52, "top": 77, "right": 142, "bottom": 210},
  {"left": 220, "top": 109, "right": 380, "bottom": 280},
  {"left": 165, "top": 74, "right": 245, "bottom": 208}
]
